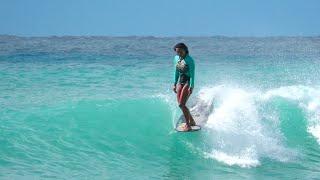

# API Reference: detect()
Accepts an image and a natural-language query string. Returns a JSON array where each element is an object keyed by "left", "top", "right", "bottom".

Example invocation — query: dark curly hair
[{"left": 173, "top": 43, "right": 189, "bottom": 54}]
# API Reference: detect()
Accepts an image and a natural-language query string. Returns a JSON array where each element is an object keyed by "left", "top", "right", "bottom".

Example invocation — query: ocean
[{"left": 1, "top": 35, "right": 320, "bottom": 179}]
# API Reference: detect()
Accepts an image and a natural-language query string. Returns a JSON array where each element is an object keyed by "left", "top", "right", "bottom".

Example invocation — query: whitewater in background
[{"left": 0, "top": 35, "right": 320, "bottom": 179}]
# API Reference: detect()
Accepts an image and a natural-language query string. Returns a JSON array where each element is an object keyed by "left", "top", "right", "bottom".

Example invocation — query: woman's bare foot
[{"left": 182, "top": 123, "right": 192, "bottom": 131}]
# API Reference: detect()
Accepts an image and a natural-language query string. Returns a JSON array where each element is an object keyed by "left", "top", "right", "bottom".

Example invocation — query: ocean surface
[{"left": 1, "top": 35, "right": 320, "bottom": 179}]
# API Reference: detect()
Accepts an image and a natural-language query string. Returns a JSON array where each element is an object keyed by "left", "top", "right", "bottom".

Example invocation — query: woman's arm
[
  {"left": 174, "top": 57, "right": 179, "bottom": 85},
  {"left": 188, "top": 57, "right": 195, "bottom": 89}
]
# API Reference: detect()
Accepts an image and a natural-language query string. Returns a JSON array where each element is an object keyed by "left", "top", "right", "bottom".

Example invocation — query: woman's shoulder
[{"left": 186, "top": 55, "right": 195, "bottom": 63}]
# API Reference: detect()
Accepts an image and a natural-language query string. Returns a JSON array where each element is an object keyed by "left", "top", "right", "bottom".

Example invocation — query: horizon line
[{"left": 1, "top": 34, "right": 320, "bottom": 39}]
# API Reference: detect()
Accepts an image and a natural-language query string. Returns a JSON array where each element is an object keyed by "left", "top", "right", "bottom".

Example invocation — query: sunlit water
[{"left": 1, "top": 36, "right": 320, "bottom": 179}]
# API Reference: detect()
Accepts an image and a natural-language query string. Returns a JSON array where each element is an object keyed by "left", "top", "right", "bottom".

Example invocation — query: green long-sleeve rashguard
[{"left": 173, "top": 54, "right": 195, "bottom": 88}]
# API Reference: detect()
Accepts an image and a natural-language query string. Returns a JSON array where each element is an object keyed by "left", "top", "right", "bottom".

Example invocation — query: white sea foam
[
  {"left": 262, "top": 86, "right": 320, "bottom": 144},
  {"left": 204, "top": 148, "right": 260, "bottom": 168},
  {"left": 159, "top": 85, "right": 320, "bottom": 167},
  {"left": 191, "top": 85, "right": 320, "bottom": 167}
]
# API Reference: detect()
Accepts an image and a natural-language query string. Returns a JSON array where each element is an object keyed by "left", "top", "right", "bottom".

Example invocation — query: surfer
[{"left": 172, "top": 43, "right": 196, "bottom": 131}]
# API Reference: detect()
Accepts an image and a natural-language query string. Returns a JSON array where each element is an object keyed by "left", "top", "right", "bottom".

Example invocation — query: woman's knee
[{"left": 179, "top": 103, "right": 186, "bottom": 108}]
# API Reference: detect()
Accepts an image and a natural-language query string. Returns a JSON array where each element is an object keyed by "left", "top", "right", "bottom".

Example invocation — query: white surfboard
[{"left": 175, "top": 115, "right": 201, "bottom": 132}]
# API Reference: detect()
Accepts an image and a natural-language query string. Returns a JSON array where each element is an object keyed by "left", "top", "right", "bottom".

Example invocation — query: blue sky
[{"left": 1, "top": 0, "right": 319, "bottom": 36}]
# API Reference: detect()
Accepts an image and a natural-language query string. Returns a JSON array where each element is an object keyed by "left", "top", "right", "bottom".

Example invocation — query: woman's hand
[{"left": 173, "top": 85, "right": 177, "bottom": 93}]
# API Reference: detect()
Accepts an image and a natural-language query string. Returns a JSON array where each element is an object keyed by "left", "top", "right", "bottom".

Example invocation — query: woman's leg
[
  {"left": 179, "top": 84, "right": 196, "bottom": 126},
  {"left": 176, "top": 83, "right": 183, "bottom": 102},
  {"left": 176, "top": 83, "right": 190, "bottom": 130},
  {"left": 178, "top": 84, "right": 196, "bottom": 130},
  {"left": 185, "top": 91, "right": 196, "bottom": 126}
]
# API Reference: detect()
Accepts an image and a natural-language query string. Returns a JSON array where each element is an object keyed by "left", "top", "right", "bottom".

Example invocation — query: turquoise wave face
[{"left": 1, "top": 36, "right": 320, "bottom": 179}]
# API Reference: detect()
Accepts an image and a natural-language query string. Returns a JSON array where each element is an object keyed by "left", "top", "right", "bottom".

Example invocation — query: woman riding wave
[{"left": 172, "top": 43, "right": 196, "bottom": 131}]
